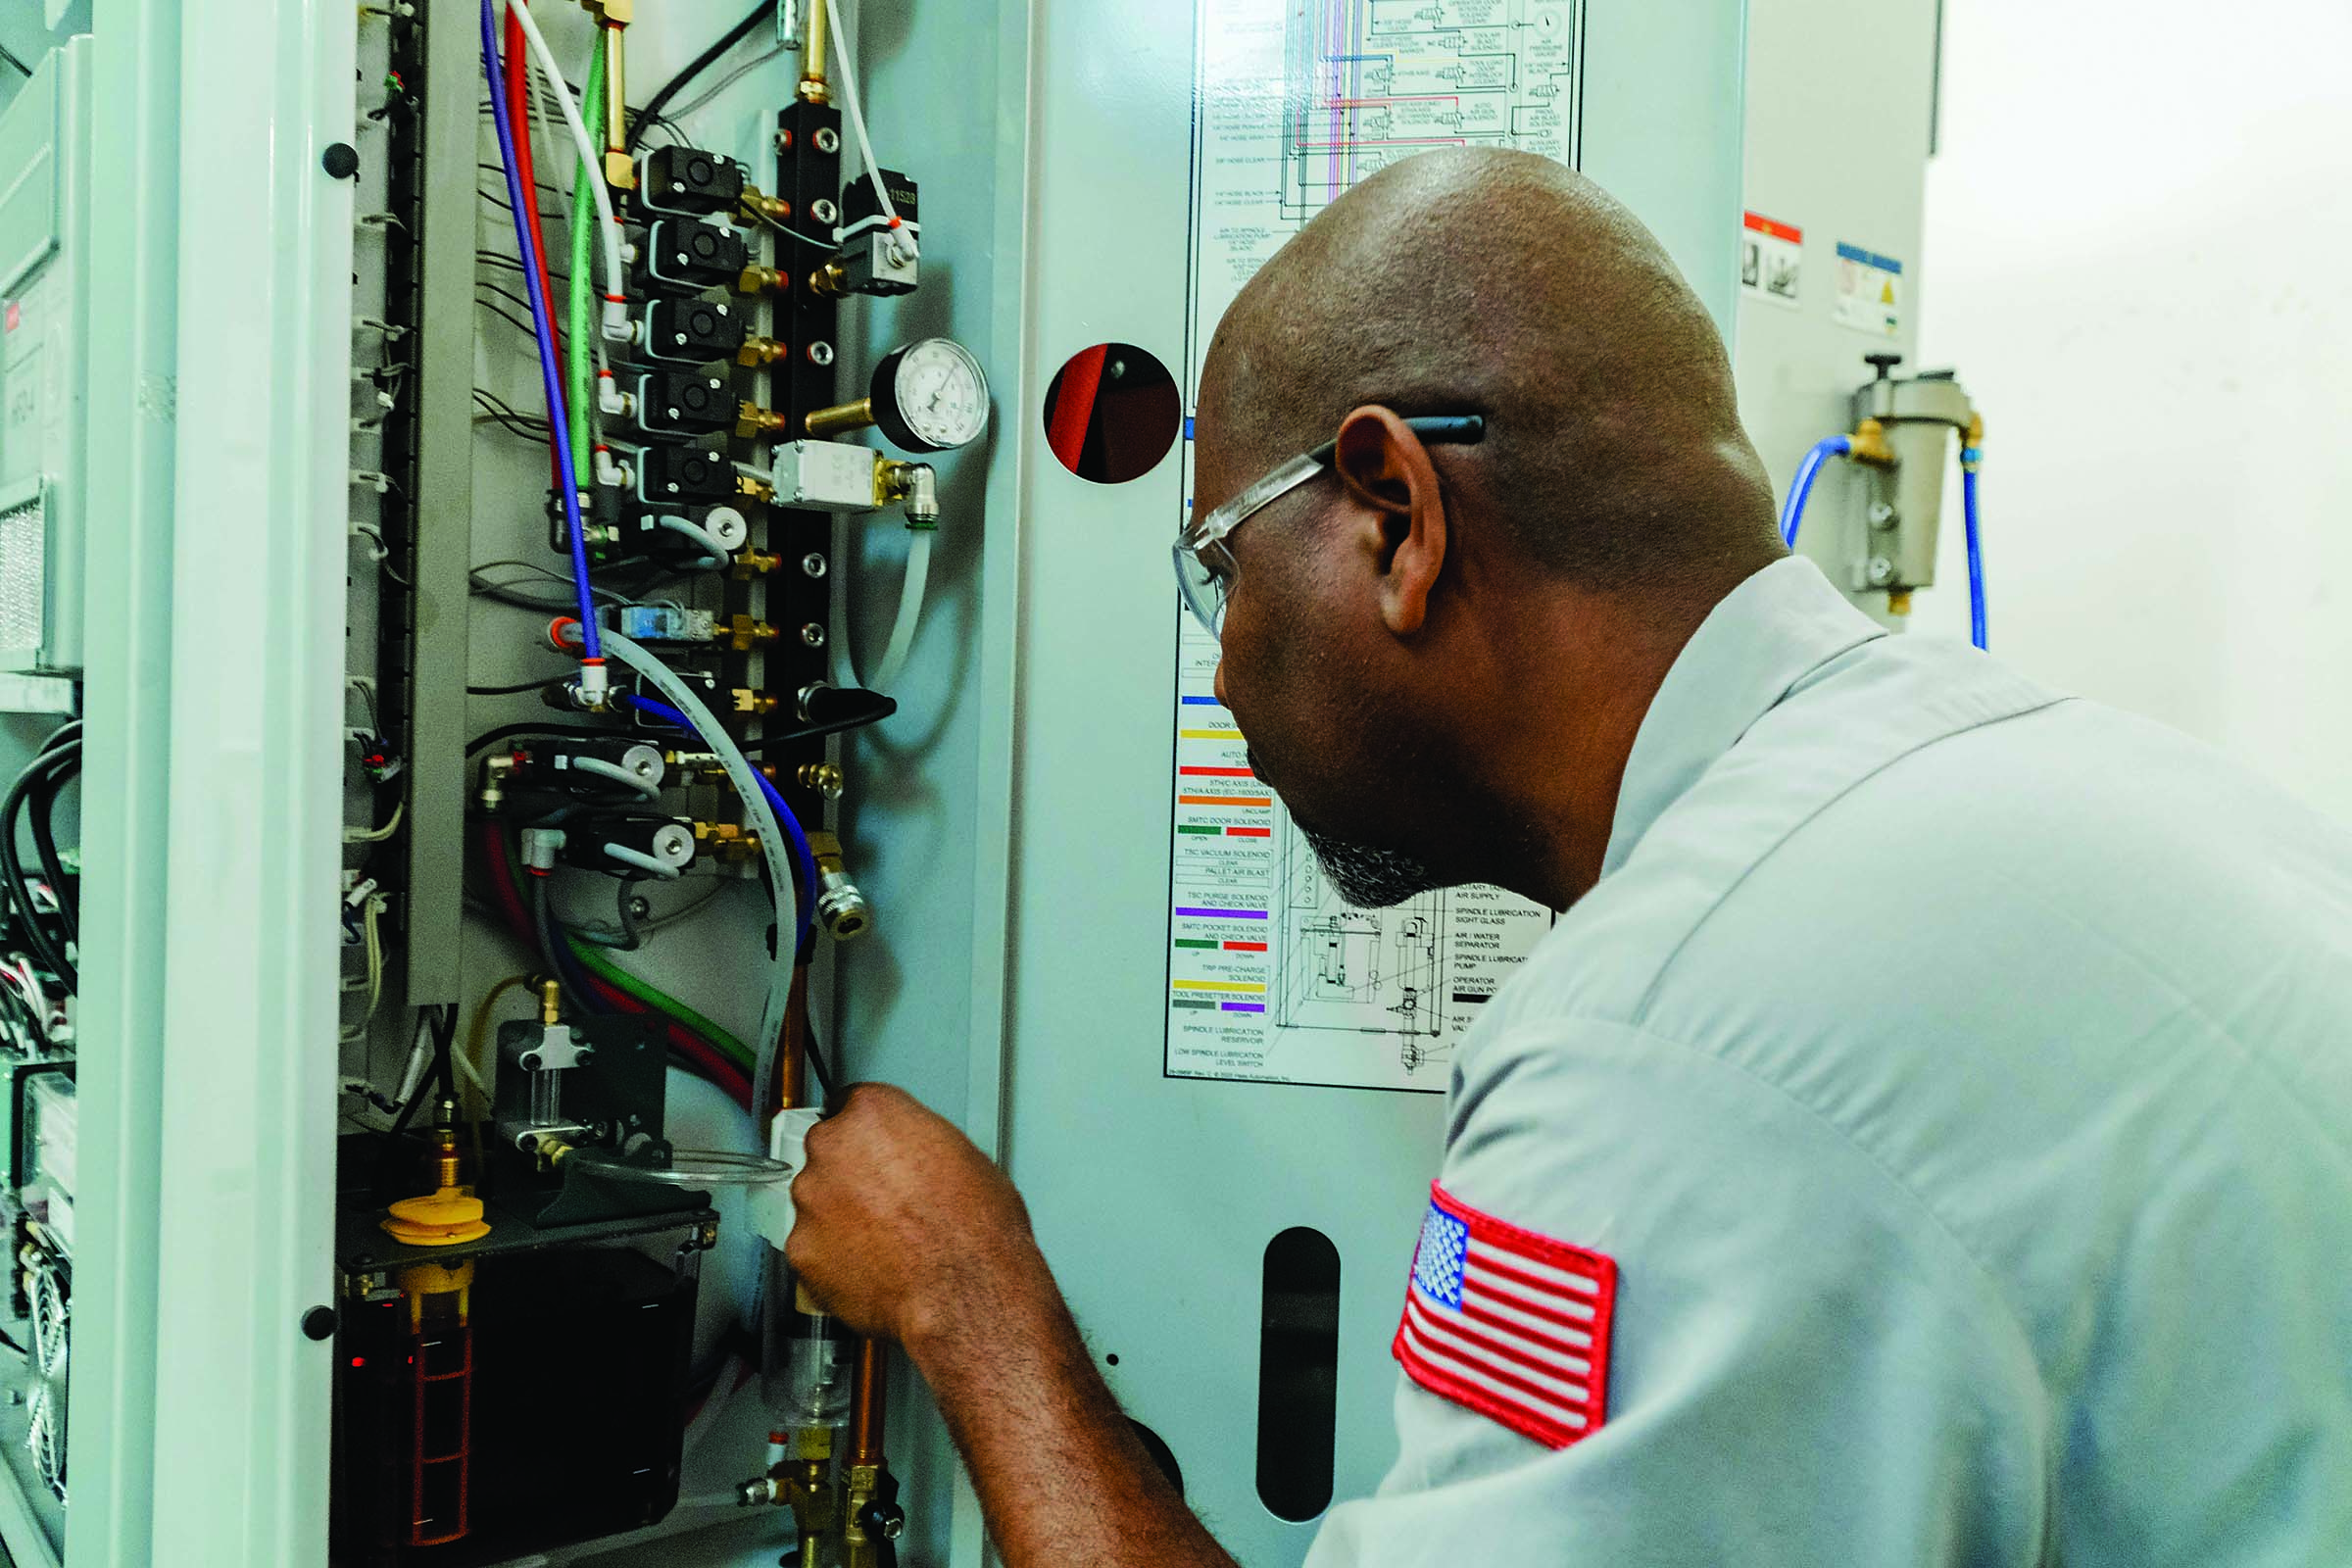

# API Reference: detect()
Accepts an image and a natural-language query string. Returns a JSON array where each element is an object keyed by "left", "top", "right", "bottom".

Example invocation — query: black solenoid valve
[{"left": 639, "top": 145, "right": 747, "bottom": 218}]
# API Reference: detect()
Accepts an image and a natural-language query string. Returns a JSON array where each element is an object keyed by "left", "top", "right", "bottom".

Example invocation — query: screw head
[
  {"left": 628, "top": 895, "right": 653, "bottom": 918},
  {"left": 802, "top": 552, "right": 828, "bottom": 578},
  {"left": 808, "top": 341, "right": 835, "bottom": 366},
  {"left": 301, "top": 1305, "right": 338, "bottom": 1342},
  {"left": 810, "top": 198, "right": 839, "bottom": 224},
  {"left": 813, "top": 126, "right": 841, "bottom": 154},
  {"left": 1868, "top": 501, "right": 1899, "bottom": 530},
  {"left": 520, "top": 1051, "right": 543, "bottom": 1071},
  {"left": 801, "top": 623, "right": 827, "bottom": 647},
  {"left": 1866, "top": 556, "right": 1897, "bottom": 587}
]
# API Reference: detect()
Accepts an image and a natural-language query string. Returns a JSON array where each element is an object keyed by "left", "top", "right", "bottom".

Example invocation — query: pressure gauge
[{"left": 868, "top": 337, "right": 989, "bottom": 453}]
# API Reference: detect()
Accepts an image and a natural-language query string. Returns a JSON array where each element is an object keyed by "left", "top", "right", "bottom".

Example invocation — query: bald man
[{"left": 787, "top": 150, "right": 2352, "bottom": 1565}]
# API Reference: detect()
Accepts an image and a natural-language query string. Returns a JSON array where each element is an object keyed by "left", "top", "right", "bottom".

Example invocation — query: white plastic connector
[
  {"left": 343, "top": 875, "right": 381, "bottom": 911},
  {"left": 598, "top": 372, "right": 633, "bottom": 418},
  {"left": 594, "top": 448, "right": 633, "bottom": 489},
  {"left": 573, "top": 659, "right": 612, "bottom": 710},
  {"left": 518, "top": 827, "right": 567, "bottom": 872}
]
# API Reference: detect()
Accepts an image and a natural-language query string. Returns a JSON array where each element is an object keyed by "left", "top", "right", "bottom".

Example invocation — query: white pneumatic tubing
[
  {"left": 831, "top": 527, "right": 932, "bottom": 694},
  {"left": 503, "top": 0, "right": 633, "bottom": 341},
  {"left": 819, "top": 0, "right": 911, "bottom": 252},
  {"left": 601, "top": 631, "right": 799, "bottom": 1128}
]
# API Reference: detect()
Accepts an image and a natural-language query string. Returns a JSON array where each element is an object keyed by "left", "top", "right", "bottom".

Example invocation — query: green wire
[
  {"left": 568, "top": 30, "right": 604, "bottom": 488},
  {"left": 564, "top": 935, "right": 757, "bottom": 1072}
]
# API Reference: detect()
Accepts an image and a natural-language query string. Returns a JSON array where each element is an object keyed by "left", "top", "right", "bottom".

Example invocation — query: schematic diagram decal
[{"left": 1163, "top": 0, "right": 1569, "bottom": 1093}]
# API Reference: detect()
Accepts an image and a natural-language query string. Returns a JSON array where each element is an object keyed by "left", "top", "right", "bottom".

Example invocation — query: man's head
[{"left": 1194, "top": 149, "right": 1782, "bottom": 910}]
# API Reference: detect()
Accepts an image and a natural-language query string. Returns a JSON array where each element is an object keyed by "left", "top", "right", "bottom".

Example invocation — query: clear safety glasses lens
[{"left": 1174, "top": 539, "right": 1232, "bottom": 637}]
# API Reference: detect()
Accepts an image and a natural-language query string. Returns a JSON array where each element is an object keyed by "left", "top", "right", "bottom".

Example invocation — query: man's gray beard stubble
[{"left": 1298, "top": 819, "right": 1442, "bottom": 908}]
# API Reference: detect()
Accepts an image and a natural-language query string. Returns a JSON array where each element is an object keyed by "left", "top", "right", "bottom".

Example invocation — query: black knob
[
  {"left": 321, "top": 142, "right": 361, "bottom": 180},
  {"left": 301, "top": 1304, "right": 338, "bottom": 1341},
  {"left": 1863, "top": 352, "right": 1904, "bottom": 380}
]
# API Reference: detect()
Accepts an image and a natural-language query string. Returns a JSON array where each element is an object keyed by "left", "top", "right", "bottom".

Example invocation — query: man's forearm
[{"left": 906, "top": 1258, "right": 1240, "bottom": 1568}]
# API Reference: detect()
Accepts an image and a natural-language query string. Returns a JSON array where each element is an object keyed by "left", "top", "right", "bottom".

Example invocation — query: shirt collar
[{"left": 1600, "top": 558, "right": 1886, "bottom": 878}]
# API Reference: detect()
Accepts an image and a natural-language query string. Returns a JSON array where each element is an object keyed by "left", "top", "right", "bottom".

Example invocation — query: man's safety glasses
[{"left": 1173, "top": 415, "right": 1486, "bottom": 638}]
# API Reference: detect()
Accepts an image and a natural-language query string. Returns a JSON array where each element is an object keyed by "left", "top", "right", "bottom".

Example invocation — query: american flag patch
[{"left": 1392, "top": 1181, "right": 1617, "bottom": 1449}]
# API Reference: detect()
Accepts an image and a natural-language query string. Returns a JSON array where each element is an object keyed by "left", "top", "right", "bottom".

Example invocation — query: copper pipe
[
  {"left": 848, "top": 1339, "right": 886, "bottom": 1464},
  {"left": 776, "top": 960, "right": 812, "bottom": 1112}
]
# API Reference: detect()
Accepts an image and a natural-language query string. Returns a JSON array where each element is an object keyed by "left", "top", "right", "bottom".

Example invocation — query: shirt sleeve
[{"left": 1302, "top": 1017, "right": 2050, "bottom": 1568}]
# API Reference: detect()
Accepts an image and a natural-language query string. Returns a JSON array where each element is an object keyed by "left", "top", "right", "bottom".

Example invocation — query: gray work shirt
[{"left": 1306, "top": 557, "right": 2352, "bottom": 1566}]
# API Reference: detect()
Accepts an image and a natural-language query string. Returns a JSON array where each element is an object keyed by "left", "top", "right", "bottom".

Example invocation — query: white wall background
[{"left": 1911, "top": 0, "right": 2352, "bottom": 821}]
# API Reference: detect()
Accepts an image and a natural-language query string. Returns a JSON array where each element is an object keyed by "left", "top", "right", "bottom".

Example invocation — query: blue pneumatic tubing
[
  {"left": 624, "top": 695, "right": 820, "bottom": 950},
  {"left": 1961, "top": 457, "right": 1987, "bottom": 651},
  {"left": 1779, "top": 433, "right": 1852, "bottom": 547},
  {"left": 480, "top": 0, "right": 602, "bottom": 662}
]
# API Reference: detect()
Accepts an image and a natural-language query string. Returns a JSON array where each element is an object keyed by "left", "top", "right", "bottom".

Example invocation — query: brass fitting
[
  {"left": 808, "top": 261, "right": 849, "bottom": 298},
  {"left": 735, "top": 400, "right": 791, "bottom": 440},
  {"left": 694, "top": 820, "right": 763, "bottom": 862},
  {"left": 803, "top": 396, "right": 874, "bottom": 440},
  {"left": 736, "top": 264, "right": 793, "bottom": 296},
  {"left": 807, "top": 830, "right": 872, "bottom": 940},
  {"left": 799, "top": 0, "right": 832, "bottom": 104},
  {"left": 736, "top": 334, "right": 793, "bottom": 369},
  {"left": 732, "top": 688, "right": 783, "bottom": 716},
  {"left": 799, "top": 762, "right": 846, "bottom": 800},
  {"left": 577, "top": 0, "right": 632, "bottom": 20},
  {"left": 732, "top": 549, "right": 782, "bottom": 578},
  {"left": 538, "top": 977, "right": 563, "bottom": 1027},
  {"left": 737, "top": 474, "right": 776, "bottom": 505},
  {"left": 726, "top": 613, "right": 781, "bottom": 652},
  {"left": 479, "top": 751, "right": 517, "bottom": 812},
  {"left": 1886, "top": 590, "right": 1915, "bottom": 617},
  {"left": 1846, "top": 416, "right": 1896, "bottom": 466},
  {"left": 739, "top": 189, "right": 792, "bottom": 225}
]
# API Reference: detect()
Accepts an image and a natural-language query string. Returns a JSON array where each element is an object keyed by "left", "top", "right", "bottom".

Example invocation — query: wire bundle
[{"left": 1, "top": 724, "right": 80, "bottom": 1005}]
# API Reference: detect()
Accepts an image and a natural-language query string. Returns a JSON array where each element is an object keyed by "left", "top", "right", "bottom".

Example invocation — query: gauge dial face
[{"left": 885, "top": 338, "right": 990, "bottom": 451}]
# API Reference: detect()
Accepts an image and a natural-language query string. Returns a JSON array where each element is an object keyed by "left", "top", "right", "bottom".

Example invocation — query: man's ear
[{"left": 1331, "top": 406, "right": 1447, "bottom": 636}]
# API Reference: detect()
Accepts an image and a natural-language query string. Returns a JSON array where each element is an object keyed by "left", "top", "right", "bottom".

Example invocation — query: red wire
[
  {"left": 1047, "top": 342, "right": 1109, "bottom": 471},
  {"left": 503, "top": 3, "right": 566, "bottom": 489}
]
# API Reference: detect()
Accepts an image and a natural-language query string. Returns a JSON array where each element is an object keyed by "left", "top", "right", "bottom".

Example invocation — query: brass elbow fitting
[
  {"left": 736, "top": 334, "right": 793, "bottom": 369},
  {"left": 1846, "top": 416, "right": 1896, "bottom": 466}
]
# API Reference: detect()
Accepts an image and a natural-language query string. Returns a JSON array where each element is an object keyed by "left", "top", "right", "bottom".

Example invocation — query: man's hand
[
  {"left": 785, "top": 1083, "right": 1044, "bottom": 1348},
  {"left": 784, "top": 1083, "right": 1240, "bottom": 1568}
]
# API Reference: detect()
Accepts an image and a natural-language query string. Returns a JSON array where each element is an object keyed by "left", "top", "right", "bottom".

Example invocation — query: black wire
[
  {"left": 613, "top": 878, "right": 645, "bottom": 951},
  {"left": 533, "top": 878, "right": 597, "bottom": 1015},
  {"left": 477, "top": 249, "right": 571, "bottom": 283},
  {"left": 475, "top": 298, "right": 540, "bottom": 342},
  {"left": 0, "top": 747, "right": 75, "bottom": 990},
  {"left": 475, "top": 278, "right": 544, "bottom": 318},
  {"left": 475, "top": 163, "right": 566, "bottom": 198},
  {"left": 625, "top": 0, "right": 773, "bottom": 153},
  {"left": 466, "top": 675, "right": 564, "bottom": 696},
  {"left": 0, "top": 42, "right": 31, "bottom": 78},
  {"left": 25, "top": 749, "right": 77, "bottom": 944}
]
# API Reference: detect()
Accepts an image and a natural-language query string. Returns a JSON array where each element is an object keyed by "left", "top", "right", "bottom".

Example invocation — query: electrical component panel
[{"left": 0, "top": 38, "right": 92, "bottom": 695}]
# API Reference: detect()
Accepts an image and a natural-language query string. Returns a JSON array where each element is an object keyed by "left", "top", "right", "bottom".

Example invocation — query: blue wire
[
  {"left": 1961, "top": 457, "right": 1987, "bottom": 651},
  {"left": 479, "top": 0, "right": 602, "bottom": 663},
  {"left": 1779, "top": 434, "right": 1852, "bottom": 547},
  {"left": 623, "top": 695, "right": 820, "bottom": 950}
]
